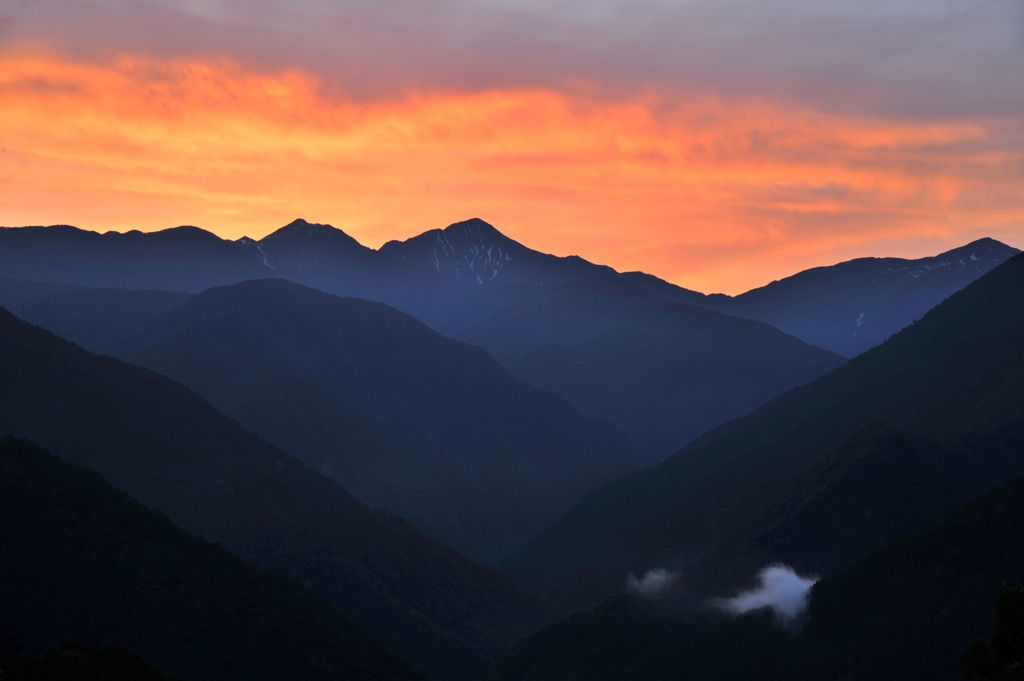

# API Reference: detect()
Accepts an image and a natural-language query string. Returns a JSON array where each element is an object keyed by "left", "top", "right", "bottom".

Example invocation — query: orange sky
[{"left": 2, "top": 50, "right": 1023, "bottom": 293}]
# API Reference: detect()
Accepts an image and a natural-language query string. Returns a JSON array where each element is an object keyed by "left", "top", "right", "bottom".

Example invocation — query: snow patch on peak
[
  {"left": 255, "top": 244, "right": 274, "bottom": 270},
  {"left": 425, "top": 220, "right": 513, "bottom": 283}
]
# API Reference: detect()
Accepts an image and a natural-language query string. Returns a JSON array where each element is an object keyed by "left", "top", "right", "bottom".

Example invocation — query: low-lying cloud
[
  {"left": 626, "top": 568, "right": 679, "bottom": 599},
  {"left": 715, "top": 564, "right": 818, "bottom": 625}
]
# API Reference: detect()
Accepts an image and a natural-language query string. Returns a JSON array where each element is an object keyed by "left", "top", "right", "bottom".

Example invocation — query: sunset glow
[{"left": 2, "top": 49, "right": 1022, "bottom": 293}]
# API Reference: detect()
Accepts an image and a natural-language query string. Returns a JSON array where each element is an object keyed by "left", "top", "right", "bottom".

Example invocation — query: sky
[{"left": 1, "top": 0, "right": 1023, "bottom": 293}]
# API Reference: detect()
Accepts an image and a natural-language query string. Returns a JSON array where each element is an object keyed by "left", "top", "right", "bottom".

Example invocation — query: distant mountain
[
  {"left": 0, "top": 224, "right": 270, "bottom": 292},
  {"left": 624, "top": 238, "right": 1020, "bottom": 357},
  {"left": 0, "top": 309, "right": 554, "bottom": 681},
  {"left": 0, "top": 218, "right": 611, "bottom": 323},
  {"left": 5, "top": 221, "right": 1014, "bottom": 349},
  {"left": 488, "top": 464, "right": 1024, "bottom": 681},
  {"left": 501, "top": 251, "right": 1024, "bottom": 611},
  {"left": 443, "top": 277, "right": 844, "bottom": 460},
  {"left": 0, "top": 436, "right": 425, "bottom": 681},
  {"left": 83, "top": 278, "right": 630, "bottom": 564}
]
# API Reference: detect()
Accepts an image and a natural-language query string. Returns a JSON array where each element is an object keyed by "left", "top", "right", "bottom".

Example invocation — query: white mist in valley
[
  {"left": 715, "top": 564, "right": 818, "bottom": 625},
  {"left": 626, "top": 568, "right": 679, "bottom": 599}
]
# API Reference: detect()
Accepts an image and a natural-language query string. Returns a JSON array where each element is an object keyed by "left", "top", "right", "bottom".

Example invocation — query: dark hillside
[
  {"left": 0, "top": 437, "right": 425, "bottom": 681},
  {"left": 102, "top": 279, "right": 635, "bottom": 564},
  {"left": 2, "top": 277, "right": 636, "bottom": 564},
  {"left": 0, "top": 309, "right": 554, "bottom": 681},
  {"left": 502, "top": 252, "right": 1024, "bottom": 611},
  {"left": 489, "top": 467, "right": 1024, "bottom": 681}
]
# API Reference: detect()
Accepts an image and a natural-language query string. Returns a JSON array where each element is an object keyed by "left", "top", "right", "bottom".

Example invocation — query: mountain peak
[
  {"left": 940, "top": 237, "right": 1020, "bottom": 261},
  {"left": 266, "top": 218, "right": 341, "bottom": 237},
  {"left": 376, "top": 218, "right": 523, "bottom": 284},
  {"left": 442, "top": 217, "right": 504, "bottom": 239},
  {"left": 259, "top": 219, "right": 365, "bottom": 249}
]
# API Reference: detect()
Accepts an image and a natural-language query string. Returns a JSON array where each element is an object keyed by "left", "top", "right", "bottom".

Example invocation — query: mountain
[
  {"left": 624, "top": 238, "right": 1020, "bottom": 357},
  {"left": 377, "top": 218, "right": 615, "bottom": 286},
  {"left": 501, "top": 251, "right": 1024, "bottom": 611},
  {"left": 488, "top": 466, "right": 1024, "bottom": 681},
  {"left": 89, "top": 278, "right": 630, "bottom": 564},
  {"left": 443, "top": 277, "right": 844, "bottom": 459},
  {"left": 0, "top": 436, "right": 425, "bottom": 681},
  {"left": 0, "top": 277, "right": 635, "bottom": 563},
  {"left": 0, "top": 309, "right": 555, "bottom": 681}
]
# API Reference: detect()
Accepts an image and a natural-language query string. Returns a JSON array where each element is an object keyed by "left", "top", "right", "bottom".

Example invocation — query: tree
[{"left": 959, "top": 580, "right": 1024, "bottom": 681}]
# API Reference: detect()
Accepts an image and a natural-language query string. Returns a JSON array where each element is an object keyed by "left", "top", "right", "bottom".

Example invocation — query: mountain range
[
  {"left": 3, "top": 220, "right": 1013, "bottom": 359},
  {"left": 0, "top": 309, "right": 555, "bottom": 680},
  {"left": 11, "top": 278, "right": 636, "bottom": 564},
  {"left": 1, "top": 220, "right": 1013, "bottom": 463}
]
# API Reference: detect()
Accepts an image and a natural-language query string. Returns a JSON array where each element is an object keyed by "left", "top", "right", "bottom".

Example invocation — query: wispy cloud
[
  {"left": 627, "top": 568, "right": 679, "bottom": 599},
  {"left": 3, "top": 0, "right": 1022, "bottom": 117}
]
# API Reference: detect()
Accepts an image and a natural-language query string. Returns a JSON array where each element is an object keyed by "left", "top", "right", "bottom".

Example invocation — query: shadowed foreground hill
[
  {"left": 0, "top": 437, "right": 425, "bottom": 681},
  {"left": 1, "top": 641, "right": 181, "bottom": 681},
  {"left": 1, "top": 278, "right": 635, "bottom": 564},
  {"left": 488, "top": 468, "right": 1024, "bottom": 681},
  {"left": 0, "top": 309, "right": 554, "bottom": 681},
  {"left": 502, "top": 251, "right": 1024, "bottom": 611}
]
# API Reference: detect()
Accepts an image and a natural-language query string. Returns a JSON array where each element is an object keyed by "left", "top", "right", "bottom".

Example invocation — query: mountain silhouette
[
  {"left": 0, "top": 309, "right": 554, "bottom": 680},
  {"left": 91, "top": 278, "right": 632, "bottom": 564}
]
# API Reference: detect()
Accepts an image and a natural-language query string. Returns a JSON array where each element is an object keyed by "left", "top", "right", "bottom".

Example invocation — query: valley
[{"left": 1, "top": 220, "right": 1021, "bottom": 680}]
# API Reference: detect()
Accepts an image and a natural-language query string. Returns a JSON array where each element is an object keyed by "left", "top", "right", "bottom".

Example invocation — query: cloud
[
  {"left": 715, "top": 564, "right": 818, "bottom": 625},
  {"left": 2, "top": 0, "right": 1023, "bottom": 118},
  {"left": 1, "top": 3, "right": 1022, "bottom": 293},
  {"left": 0, "top": 52, "right": 1021, "bottom": 294},
  {"left": 627, "top": 568, "right": 679, "bottom": 598}
]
